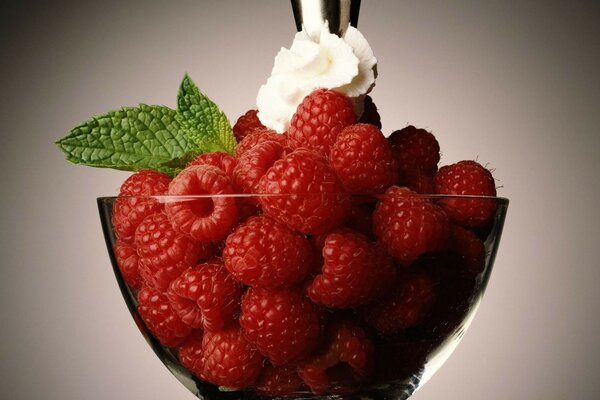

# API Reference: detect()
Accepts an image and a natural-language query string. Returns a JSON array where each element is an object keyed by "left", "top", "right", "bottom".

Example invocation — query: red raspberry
[
  {"left": 118, "top": 169, "right": 172, "bottom": 196},
  {"left": 235, "top": 127, "right": 289, "bottom": 158},
  {"left": 112, "top": 170, "right": 171, "bottom": 243},
  {"left": 137, "top": 285, "right": 192, "bottom": 347},
  {"left": 298, "top": 320, "right": 374, "bottom": 394},
  {"left": 179, "top": 326, "right": 264, "bottom": 388},
  {"left": 388, "top": 125, "right": 440, "bottom": 177},
  {"left": 187, "top": 152, "right": 237, "bottom": 179},
  {"left": 167, "top": 258, "right": 242, "bottom": 332},
  {"left": 307, "top": 229, "right": 396, "bottom": 308},
  {"left": 114, "top": 238, "right": 143, "bottom": 290},
  {"left": 357, "top": 95, "right": 381, "bottom": 129},
  {"left": 288, "top": 89, "right": 357, "bottom": 156},
  {"left": 166, "top": 165, "right": 239, "bottom": 242},
  {"left": 362, "top": 269, "right": 436, "bottom": 334},
  {"left": 240, "top": 287, "right": 321, "bottom": 365},
  {"left": 223, "top": 215, "right": 313, "bottom": 288},
  {"left": 449, "top": 225, "right": 486, "bottom": 273},
  {"left": 258, "top": 148, "right": 351, "bottom": 235},
  {"left": 232, "top": 109, "right": 266, "bottom": 142},
  {"left": 373, "top": 186, "right": 450, "bottom": 265},
  {"left": 433, "top": 160, "right": 497, "bottom": 227},
  {"left": 232, "top": 141, "right": 288, "bottom": 198},
  {"left": 254, "top": 364, "right": 306, "bottom": 396},
  {"left": 329, "top": 123, "right": 398, "bottom": 193},
  {"left": 135, "top": 212, "right": 214, "bottom": 291}
]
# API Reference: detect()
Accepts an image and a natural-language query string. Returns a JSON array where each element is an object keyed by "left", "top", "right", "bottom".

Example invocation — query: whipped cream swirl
[{"left": 256, "top": 22, "right": 377, "bottom": 133}]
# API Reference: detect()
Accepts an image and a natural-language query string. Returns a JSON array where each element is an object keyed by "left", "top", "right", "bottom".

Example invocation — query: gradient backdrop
[{"left": 1, "top": 0, "right": 599, "bottom": 399}]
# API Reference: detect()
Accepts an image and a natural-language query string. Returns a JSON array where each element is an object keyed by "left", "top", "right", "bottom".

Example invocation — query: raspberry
[
  {"left": 166, "top": 165, "right": 239, "bottom": 242},
  {"left": 329, "top": 123, "right": 398, "bottom": 193},
  {"left": 135, "top": 212, "right": 214, "bottom": 291},
  {"left": 112, "top": 170, "right": 171, "bottom": 243},
  {"left": 449, "top": 225, "right": 486, "bottom": 273},
  {"left": 137, "top": 285, "right": 192, "bottom": 347},
  {"left": 167, "top": 258, "right": 242, "bottom": 332},
  {"left": 288, "top": 89, "right": 356, "bottom": 156},
  {"left": 254, "top": 364, "right": 306, "bottom": 396},
  {"left": 114, "top": 238, "right": 143, "bottom": 290},
  {"left": 235, "top": 127, "right": 289, "bottom": 158},
  {"left": 357, "top": 95, "right": 381, "bottom": 129},
  {"left": 388, "top": 125, "right": 440, "bottom": 177},
  {"left": 118, "top": 169, "right": 172, "bottom": 196},
  {"left": 179, "top": 326, "right": 264, "bottom": 388},
  {"left": 362, "top": 269, "right": 436, "bottom": 334},
  {"left": 298, "top": 320, "right": 374, "bottom": 394},
  {"left": 373, "top": 186, "right": 450, "bottom": 265},
  {"left": 240, "top": 287, "right": 321, "bottom": 365},
  {"left": 232, "top": 141, "right": 288, "bottom": 198},
  {"left": 258, "top": 148, "right": 351, "bottom": 234},
  {"left": 187, "top": 152, "right": 237, "bottom": 179},
  {"left": 433, "top": 160, "right": 497, "bottom": 227},
  {"left": 307, "top": 229, "right": 396, "bottom": 308},
  {"left": 232, "top": 109, "right": 266, "bottom": 142},
  {"left": 223, "top": 215, "right": 313, "bottom": 288}
]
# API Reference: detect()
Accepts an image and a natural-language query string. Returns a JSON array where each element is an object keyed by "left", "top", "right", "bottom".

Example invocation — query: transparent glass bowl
[{"left": 98, "top": 193, "right": 508, "bottom": 400}]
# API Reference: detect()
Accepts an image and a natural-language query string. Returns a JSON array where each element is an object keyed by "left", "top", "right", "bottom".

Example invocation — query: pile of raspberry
[{"left": 112, "top": 89, "right": 498, "bottom": 395}]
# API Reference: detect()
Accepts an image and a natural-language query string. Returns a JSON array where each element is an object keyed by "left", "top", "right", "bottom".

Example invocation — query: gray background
[{"left": 1, "top": 0, "right": 599, "bottom": 399}]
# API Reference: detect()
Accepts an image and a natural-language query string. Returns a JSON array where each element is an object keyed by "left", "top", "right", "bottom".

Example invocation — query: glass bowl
[{"left": 98, "top": 193, "right": 508, "bottom": 400}]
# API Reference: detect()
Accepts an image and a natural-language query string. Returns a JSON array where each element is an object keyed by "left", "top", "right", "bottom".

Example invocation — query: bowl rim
[{"left": 97, "top": 194, "right": 509, "bottom": 204}]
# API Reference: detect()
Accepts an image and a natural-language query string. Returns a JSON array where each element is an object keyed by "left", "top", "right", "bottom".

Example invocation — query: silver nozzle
[{"left": 291, "top": 0, "right": 361, "bottom": 38}]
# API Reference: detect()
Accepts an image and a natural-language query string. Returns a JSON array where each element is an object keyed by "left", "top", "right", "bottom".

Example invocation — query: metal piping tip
[{"left": 291, "top": 0, "right": 361, "bottom": 38}]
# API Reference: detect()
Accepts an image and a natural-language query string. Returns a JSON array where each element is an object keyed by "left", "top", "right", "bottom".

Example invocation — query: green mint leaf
[
  {"left": 176, "top": 74, "right": 236, "bottom": 155},
  {"left": 56, "top": 104, "right": 198, "bottom": 175}
]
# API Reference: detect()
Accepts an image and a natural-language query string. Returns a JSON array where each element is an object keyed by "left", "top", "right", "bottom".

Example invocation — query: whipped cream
[{"left": 256, "top": 22, "right": 377, "bottom": 133}]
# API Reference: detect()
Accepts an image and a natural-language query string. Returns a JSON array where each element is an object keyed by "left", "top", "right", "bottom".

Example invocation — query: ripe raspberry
[
  {"left": 223, "top": 215, "right": 313, "bottom": 288},
  {"left": 187, "top": 152, "right": 237, "bottom": 179},
  {"left": 388, "top": 125, "right": 440, "bottom": 177},
  {"left": 254, "top": 364, "right": 306, "bottom": 396},
  {"left": 357, "top": 95, "right": 381, "bottom": 129},
  {"left": 232, "top": 141, "right": 288, "bottom": 198},
  {"left": 298, "top": 320, "right": 374, "bottom": 394},
  {"left": 232, "top": 109, "right": 266, "bottom": 142},
  {"left": 362, "top": 269, "right": 436, "bottom": 334},
  {"left": 167, "top": 258, "right": 242, "bottom": 332},
  {"left": 373, "top": 186, "right": 450, "bottom": 265},
  {"left": 258, "top": 148, "right": 351, "bottom": 235},
  {"left": 114, "top": 239, "right": 143, "bottom": 290},
  {"left": 307, "top": 229, "right": 396, "bottom": 308},
  {"left": 179, "top": 326, "right": 264, "bottom": 388},
  {"left": 137, "top": 285, "right": 192, "bottom": 347},
  {"left": 433, "top": 160, "right": 497, "bottom": 227},
  {"left": 235, "top": 127, "right": 289, "bottom": 158},
  {"left": 118, "top": 169, "right": 172, "bottom": 196},
  {"left": 329, "top": 123, "right": 398, "bottom": 193},
  {"left": 288, "top": 89, "right": 356, "bottom": 156},
  {"left": 449, "top": 225, "right": 486, "bottom": 273},
  {"left": 112, "top": 170, "right": 171, "bottom": 243},
  {"left": 166, "top": 165, "right": 239, "bottom": 242},
  {"left": 135, "top": 212, "right": 214, "bottom": 291},
  {"left": 240, "top": 287, "right": 321, "bottom": 365}
]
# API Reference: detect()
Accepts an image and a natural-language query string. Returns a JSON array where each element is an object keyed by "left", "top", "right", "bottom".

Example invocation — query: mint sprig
[
  {"left": 176, "top": 74, "right": 236, "bottom": 155},
  {"left": 56, "top": 75, "right": 237, "bottom": 175}
]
